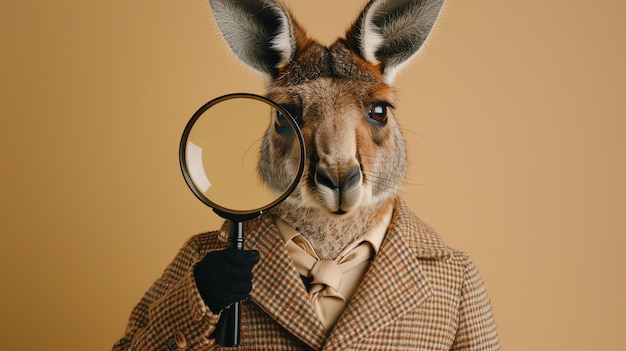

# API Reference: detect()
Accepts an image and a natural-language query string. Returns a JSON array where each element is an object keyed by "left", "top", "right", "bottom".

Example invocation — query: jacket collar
[
  {"left": 245, "top": 215, "right": 327, "bottom": 349},
  {"left": 391, "top": 200, "right": 452, "bottom": 260},
  {"left": 244, "top": 199, "right": 451, "bottom": 349}
]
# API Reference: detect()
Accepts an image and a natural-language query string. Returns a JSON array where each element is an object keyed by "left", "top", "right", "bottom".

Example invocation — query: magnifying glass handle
[
  {"left": 227, "top": 221, "right": 245, "bottom": 250},
  {"left": 216, "top": 220, "right": 244, "bottom": 346},
  {"left": 216, "top": 302, "right": 240, "bottom": 346}
]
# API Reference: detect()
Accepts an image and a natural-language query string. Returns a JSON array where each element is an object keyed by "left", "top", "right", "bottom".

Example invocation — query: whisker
[
  {"left": 242, "top": 136, "right": 265, "bottom": 166},
  {"left": 394, "top": 188, "right": 422, "bottom": 202},
  {"left": 398, "top": 127, "right": 429, "bottom": 142},
  {"left": 399, "top": 180, "right": 423, "bottom": 187}
]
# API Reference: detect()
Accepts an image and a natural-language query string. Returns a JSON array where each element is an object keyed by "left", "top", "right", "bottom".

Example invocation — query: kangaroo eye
[
  {"left": 274, "top": 104, "right": 300, "bottom": 133},
  {"left": 275, "top": 110, "right": 290, "bottom": 129},
  {"left": 367, "top": 102, "right": 389, "bottom": 125}
]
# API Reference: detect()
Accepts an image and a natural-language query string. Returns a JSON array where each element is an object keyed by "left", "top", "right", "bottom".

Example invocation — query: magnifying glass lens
[{"left": 180, "top": 94, "right": 305, "bottom": 217}]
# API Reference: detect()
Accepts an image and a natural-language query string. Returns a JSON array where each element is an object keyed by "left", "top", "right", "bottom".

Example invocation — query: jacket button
[
  {"left": 167, "top": 338, "right": 178, "bottom": 350},
  {"left": 174, "top": 331, "right": 188, "bottom": 349},
  {"left": 159, "top": 345, "right": 171, "bottom": 351}
]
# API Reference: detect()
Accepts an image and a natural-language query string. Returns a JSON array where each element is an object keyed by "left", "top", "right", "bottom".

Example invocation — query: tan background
[{"left": 1, "top": 0, "right": 625, "bottom": 349}]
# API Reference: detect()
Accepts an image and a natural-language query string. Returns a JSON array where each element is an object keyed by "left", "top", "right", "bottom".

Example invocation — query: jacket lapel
[
  {"left": 323, "top": 200, "right": 451, "bottom": 350},
  {"left": 245, "top": 215, "right": 327, "bottom": 349}
]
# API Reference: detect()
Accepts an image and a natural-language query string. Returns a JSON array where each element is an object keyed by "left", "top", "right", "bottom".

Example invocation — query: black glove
[{"left": 193, "top": 249, "right": 260, "bottom": 313}]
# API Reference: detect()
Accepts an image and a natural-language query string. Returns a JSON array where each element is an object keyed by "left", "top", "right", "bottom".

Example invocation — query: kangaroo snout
[
  {"left": 315, "top": 165, "right": 361, "bottom": 192},
  {"left": 314, "top": 161, "right": 363, "bottom": 214}
]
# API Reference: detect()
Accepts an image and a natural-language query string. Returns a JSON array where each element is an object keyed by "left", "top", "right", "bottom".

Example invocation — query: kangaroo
[
  {"left": 114, "top": 1, "right": 501, "bottom": 350},
  {"left": 210, "top": 0, "right": 444, "bottom": 259}
]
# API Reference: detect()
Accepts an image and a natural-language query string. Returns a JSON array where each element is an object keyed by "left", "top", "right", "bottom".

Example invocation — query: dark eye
[
  {"left": 367, "top": 102, "right": 389, "bottom": 125},
  {"left": 274, "top": 104, "right": 300, "bottom": 133},
  {"left": 275, "top": 110, "right": 290, "bottom": 130}
]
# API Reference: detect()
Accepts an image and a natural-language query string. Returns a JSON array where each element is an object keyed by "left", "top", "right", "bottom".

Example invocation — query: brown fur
[{"left": 261, "top": 42, "right": 406, "bottom": 259}]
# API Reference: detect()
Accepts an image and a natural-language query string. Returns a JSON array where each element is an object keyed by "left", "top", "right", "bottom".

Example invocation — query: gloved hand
[{"left": 194, "top": 249, "right": 260, "bottom": 314}]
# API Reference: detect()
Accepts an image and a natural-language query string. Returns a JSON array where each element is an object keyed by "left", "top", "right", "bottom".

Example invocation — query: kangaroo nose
[{"left": 315, "top": 166, "right": 361, "bottom": 191}]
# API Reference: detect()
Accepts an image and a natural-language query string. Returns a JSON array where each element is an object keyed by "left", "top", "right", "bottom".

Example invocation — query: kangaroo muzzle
[{"left": 314, "top": 160, "right": 363, "bottom": 214}]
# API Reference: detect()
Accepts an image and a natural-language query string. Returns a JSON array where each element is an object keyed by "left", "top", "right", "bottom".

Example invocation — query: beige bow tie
[{"left": 285, "top": 235, "right": 374, "bottom": 330}]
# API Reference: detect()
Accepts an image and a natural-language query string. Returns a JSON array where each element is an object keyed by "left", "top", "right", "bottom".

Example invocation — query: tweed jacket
[{"left": 114, "top": 200, "right": 500, "bottom": 350}]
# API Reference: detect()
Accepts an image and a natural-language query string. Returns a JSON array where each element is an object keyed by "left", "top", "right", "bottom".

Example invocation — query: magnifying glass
[{"left": 179, "top": 93, "right": 305, "bottom": 346}]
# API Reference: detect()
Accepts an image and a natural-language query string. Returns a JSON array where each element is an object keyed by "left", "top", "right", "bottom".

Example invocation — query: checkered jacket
[{"left": 113, "top": 199, "right": 500, "bottom": 350}]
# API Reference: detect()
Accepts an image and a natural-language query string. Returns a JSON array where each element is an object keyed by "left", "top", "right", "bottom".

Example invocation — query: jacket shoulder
[{"left": 184, "top": 224, "right": 229, "bottom": 255}]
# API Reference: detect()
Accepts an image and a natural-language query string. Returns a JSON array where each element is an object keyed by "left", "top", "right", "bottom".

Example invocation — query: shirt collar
[{"left": 274, "top": 203, "right": 393, "bottom": 259}]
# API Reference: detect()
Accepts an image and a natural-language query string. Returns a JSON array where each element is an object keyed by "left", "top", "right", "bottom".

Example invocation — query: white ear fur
[
  {"left": 357, "top": 0, "right": 445, "bottom": 83},
  {"left": 208, "top": 0, "right": 297, "bottom": 78},
  {"left": 361, "top": 1, "right": 387, "bottom": 66},
  {"left": 269, "top": 5, "right": 296, "bottom": 69}
]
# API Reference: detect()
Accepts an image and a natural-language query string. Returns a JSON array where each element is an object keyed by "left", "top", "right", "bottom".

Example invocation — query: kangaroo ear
[
  {"left": 347, "top": 0, "right": 445, "bottom": 83},
  {"left": 208, "top": 0, "right": 301, "bottom": 78}
]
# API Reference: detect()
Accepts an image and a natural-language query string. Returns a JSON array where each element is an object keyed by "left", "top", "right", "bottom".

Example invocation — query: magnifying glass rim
[{"left": 179, "top": 93, "right": 306, "bottom": 217}]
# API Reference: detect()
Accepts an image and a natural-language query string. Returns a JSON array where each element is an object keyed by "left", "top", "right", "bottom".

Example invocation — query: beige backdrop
[{"left": 1, "top": 0, "right": 625, "bottom": 350}]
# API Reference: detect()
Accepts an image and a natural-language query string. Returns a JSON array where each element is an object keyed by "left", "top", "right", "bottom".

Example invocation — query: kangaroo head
[{"left": 209, "top": 0, "right": 444, "bottom": 258}]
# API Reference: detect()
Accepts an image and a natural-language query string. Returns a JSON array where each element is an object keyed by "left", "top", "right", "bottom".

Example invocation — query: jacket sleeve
[
  {"left": 451, "top": 255, "right": 501, "bottom": 351},
  {"left": 113, "top": 233, "right": 223, "bottom": 351}
]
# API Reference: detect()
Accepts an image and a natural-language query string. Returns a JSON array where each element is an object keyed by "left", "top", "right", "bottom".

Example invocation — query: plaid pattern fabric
[{"left": 113, "top": 199, "right": 500, "bottom": 350}]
